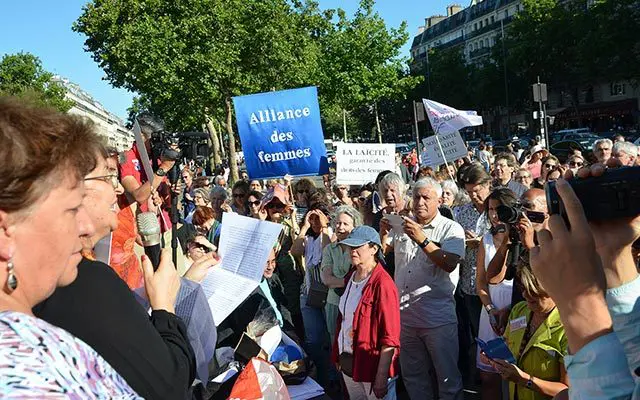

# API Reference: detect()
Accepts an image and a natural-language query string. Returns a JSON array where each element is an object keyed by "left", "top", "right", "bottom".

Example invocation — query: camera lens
[{"left": 496, "top": 204, "right": 520, "bottom": 224}]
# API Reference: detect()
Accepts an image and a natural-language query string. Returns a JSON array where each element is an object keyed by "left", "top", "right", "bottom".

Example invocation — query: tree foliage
[
  {"left": 75, "top": 0, "right": 419, "bottom": 174},
  {"left": 0, "top": 52, "right": 74, "bottom": 112}
]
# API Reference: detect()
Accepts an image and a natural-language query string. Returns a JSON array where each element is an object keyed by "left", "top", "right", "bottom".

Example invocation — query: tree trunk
[
  {"left": 225, "top": 97, "right": 240, "bottom": 184},
  {"left": 374, "top": 102, "right": 383, "bottom": 144},
  {"left": 342, "top": 108, "right": 347, "bottom": 142},
  {"left": 217, "top": 119, "right": 227, "bottom": 158},
  {"left": 205, "top": 113, "right": 222, "bottom": 166}
]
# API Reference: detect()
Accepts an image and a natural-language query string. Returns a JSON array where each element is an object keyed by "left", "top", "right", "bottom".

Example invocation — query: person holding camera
[
  {"left": 119, "top": 118, "right": 177, "bottom": 210},
  {"left": 525, "top": 163, "right": 640, "bottom": 398},
  {"left": 476, "top": 188, "right": 519, "bottom": 400}
]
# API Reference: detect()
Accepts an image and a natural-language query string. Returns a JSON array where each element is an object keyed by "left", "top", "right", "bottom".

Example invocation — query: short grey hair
[
  {"left": 594, "top": 138, "right": 613, "bottom": 149},
  {"left": 441, "top": 179, "right": 459, "bottom": 197},
  {"left": 413, "top": 177, "right": 443, "bottom": 198},
  {"left": 613, "top": 141, "right": 637, "bottom": 156},
  {"left": 332, "top": 205, "right": 362, "bottom": 229},
  {"left": 210, "top": 185, "right": 228, "bottom": 200},
  {"left": 213, "top": 175, "right": 226, "bottom": 185},
  {"left": 378, "top": 172, "right": 406, "bottom": 198}
]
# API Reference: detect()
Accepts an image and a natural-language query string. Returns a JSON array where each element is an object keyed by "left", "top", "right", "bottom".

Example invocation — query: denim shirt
[{"left": 565, "top": 275, "right": 640, "bottom": 399}]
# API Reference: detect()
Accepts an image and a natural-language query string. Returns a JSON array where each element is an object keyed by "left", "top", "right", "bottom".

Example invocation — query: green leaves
[{"left": 0, "top": 52, "right": 74, "bottom": 112}]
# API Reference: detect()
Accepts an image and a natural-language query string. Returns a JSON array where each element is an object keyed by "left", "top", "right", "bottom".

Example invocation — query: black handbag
[
  {"left": 338, "top": 352, "right": 354, "bottom": 377},
  {"left": 305, "top": 264, "right": 328, "bottom": 309}
]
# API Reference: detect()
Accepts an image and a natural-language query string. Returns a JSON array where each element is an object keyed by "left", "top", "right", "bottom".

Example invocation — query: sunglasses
[
  {"left": 543, "top": 163, "right": 556, "bottom": 169},
  {"left": 85, "top": 174, "right": 119, "bottom": 190},
  {"left": 569, "top": 161, "right": 584, "bottom": 167},
  {"left": 232, "top": 193, "right": 246, "bottom": 198},
  {"left": 266, "top": 202, "right": 285, "bottom": 210},
  {"left": 249, "top": 200, "right": 261, "bottom": 206}
]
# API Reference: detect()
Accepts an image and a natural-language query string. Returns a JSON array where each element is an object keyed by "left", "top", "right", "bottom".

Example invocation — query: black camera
[
  {"left": 151, "top": 130, "right": 210, "bottom": 164},
  {"left": 546, "top": 166, "right": 640, "bottom": 222},
  {"left": 496, "top": 204, "right": 546, "bottom": 225}
]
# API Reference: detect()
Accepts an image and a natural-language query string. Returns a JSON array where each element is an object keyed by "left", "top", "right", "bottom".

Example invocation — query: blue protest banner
[{"left": 233, "top": 86, "right": 328, "bottom": 180}]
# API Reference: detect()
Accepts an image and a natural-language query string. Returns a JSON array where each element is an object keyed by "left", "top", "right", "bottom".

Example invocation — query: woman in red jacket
[{"left": 333, "top": 226, "right": 401, "bottom": 399}]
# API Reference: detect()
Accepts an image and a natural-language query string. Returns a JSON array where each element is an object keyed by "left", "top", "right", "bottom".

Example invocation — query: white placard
[
  {"left": 335, "top": 143, "right": 395, "bottom": 185},
  {"left": 422, "top": 131, "right": 468, "bottom": 167},
  {"left": 200, "top": 213, "right": 283, "bottom": 326}
]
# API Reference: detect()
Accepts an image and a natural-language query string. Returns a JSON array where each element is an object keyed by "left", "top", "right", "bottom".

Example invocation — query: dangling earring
[{"left": 6, "top": 259, "right": 17, "bottom": 292}]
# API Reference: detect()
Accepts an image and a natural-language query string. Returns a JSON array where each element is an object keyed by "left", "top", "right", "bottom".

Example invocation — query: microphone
[{"left": 136, "top": 212, "right": 162, "bottom": 270}]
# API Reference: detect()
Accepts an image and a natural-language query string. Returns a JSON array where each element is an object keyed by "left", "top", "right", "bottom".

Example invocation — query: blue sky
[{"left": 0, "top": 0, "right": 452, "bottom": 119}]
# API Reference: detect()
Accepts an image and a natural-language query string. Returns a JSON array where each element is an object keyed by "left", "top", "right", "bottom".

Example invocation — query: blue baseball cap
[{"left": 339, "top": 226, "right": 382, "bottom": 248}]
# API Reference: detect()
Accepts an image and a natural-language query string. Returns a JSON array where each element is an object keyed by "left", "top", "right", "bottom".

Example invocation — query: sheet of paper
[
  {"left": 200, "top": 213, "right": 283, "bottom": 325},
  {"left": 383, "top": 213, "right": 405, "bottom": 233},
  {"left": 218, "top": 212, "right": 284, "bottom": 281},
  {"left": 287, "top": 377, "right": 325, "bottom": 400}
]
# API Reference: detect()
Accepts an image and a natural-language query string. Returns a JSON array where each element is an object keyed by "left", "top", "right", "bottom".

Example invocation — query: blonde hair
[{"left": 517, "top": 261, "right": 547, "bottom": 298}]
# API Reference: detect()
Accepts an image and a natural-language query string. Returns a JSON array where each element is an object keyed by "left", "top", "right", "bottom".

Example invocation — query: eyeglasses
[
  {"left": 249, "top": 200, "right": 261, "bottom": 206},
  {"left": 569, "top": 161, "right": 584, "bottom": 167},
  {"left": 85, "top": 174, "right": 119, "bottom": 190},
  {"left": 266, "top": 202, "right": 285, "bottom": 210},
  {"left": 515, "top": 175, "right": 530, "bottom": 181},
  {"left": 232, "top": 193, "right": 246, "bottom": 198}
]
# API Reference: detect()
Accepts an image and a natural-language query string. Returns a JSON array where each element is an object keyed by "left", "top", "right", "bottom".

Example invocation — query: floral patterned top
[
  {"left": 0, "top": 311, "right": 141, "bottom": 399},
  {"left": 453, "top": 203, "right": 491, "bottom": 296}
]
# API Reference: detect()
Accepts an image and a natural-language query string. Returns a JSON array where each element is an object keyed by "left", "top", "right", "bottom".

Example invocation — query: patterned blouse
[
  {"left": 453, "top": 203, "right": 491, "bottom": 296},
  {"left": 0, "top": 311, "right": 141, "bottom": 398}
]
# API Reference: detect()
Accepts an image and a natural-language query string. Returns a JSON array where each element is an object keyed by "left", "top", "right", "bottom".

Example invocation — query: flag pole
[{"left": 433, "top": 127, "right": 456, "bottom": 182}]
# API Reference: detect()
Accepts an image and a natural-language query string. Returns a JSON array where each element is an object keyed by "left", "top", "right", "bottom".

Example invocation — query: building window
[
  {"left": 485, "top": 18, "right": 489, "bottom": 26},
  {"left": 474, "top": 22, "right": 478, "bottom": 30},
  {"left": 485, "top": 38, "right": 489, "bottom": 47},
  {"left": 479, "top": 20, "right": 483, "bottom": 28},
  {"left": 610, "top": 82, "right": 626, "bottom": 96},
  {"left": 491, "top": 16, "right": 495, "bottom": 24},
  {"left": 505, "top": 10, "right": 509, "bottom": 18}
]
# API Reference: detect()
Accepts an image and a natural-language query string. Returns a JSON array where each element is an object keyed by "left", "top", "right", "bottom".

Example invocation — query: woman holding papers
[
  {"left": 0, "top": 99, "right": 140, "bottom": 397},
  {"left": 481, "top": 264, "right": 568, "bottom": 400},
  {"left": 333, "top": 226, "right": 400, "bottom": 400}
]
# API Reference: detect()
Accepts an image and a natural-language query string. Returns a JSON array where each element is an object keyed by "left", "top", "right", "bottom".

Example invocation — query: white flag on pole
[{"left": 422, "top": 99, "right": 483, "bottom": 135}]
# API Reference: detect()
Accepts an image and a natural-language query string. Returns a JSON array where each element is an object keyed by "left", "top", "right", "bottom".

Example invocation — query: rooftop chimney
[{"left": 447, "top": 4, "right": 463, "bottom": 17}]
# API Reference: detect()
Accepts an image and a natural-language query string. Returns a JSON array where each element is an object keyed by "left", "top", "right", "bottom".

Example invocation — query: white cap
[{"left": 530, "top": 144, "right": 546, "bottom": 155}]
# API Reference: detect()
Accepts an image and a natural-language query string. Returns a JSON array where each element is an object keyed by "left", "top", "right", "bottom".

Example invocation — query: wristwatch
[
  {"left": 418, "top": 237, "right": 431, "bottom": 249},
  {"left": 485, "top": 304, "right": 496, "bottom": 313},
  {"left": 525, "top": 375, "right": 533, "bottom": 389},
  {"left": 155, "top": 167, "right": 167, "bottom": 177}
]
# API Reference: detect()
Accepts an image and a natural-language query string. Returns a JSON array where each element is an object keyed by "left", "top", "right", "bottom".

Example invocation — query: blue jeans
[{"left": 300, "top": 294, "right": 333, "bottom": 387}]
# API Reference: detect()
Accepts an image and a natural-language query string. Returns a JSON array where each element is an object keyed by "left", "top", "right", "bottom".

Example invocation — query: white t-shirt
[{"left": 338, "top": 274, "right": 371, "bottom": 354}]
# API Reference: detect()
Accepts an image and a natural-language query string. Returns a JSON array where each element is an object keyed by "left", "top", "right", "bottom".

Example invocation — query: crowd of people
[{"left": 1, "top": 97, "right": 639, "bottom": 400}]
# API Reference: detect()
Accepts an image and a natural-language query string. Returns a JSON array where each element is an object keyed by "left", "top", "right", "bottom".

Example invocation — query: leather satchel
[
  {"left": 338, "top": 352, "right": 354, "bottom": 377},
  {"left": 305, "top": 264, "right": 328, "bottom": 309}
]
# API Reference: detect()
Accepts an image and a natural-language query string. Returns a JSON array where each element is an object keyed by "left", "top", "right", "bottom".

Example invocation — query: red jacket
[{"left": 331, "top": 264, "right": 401, "bottom": 383}]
